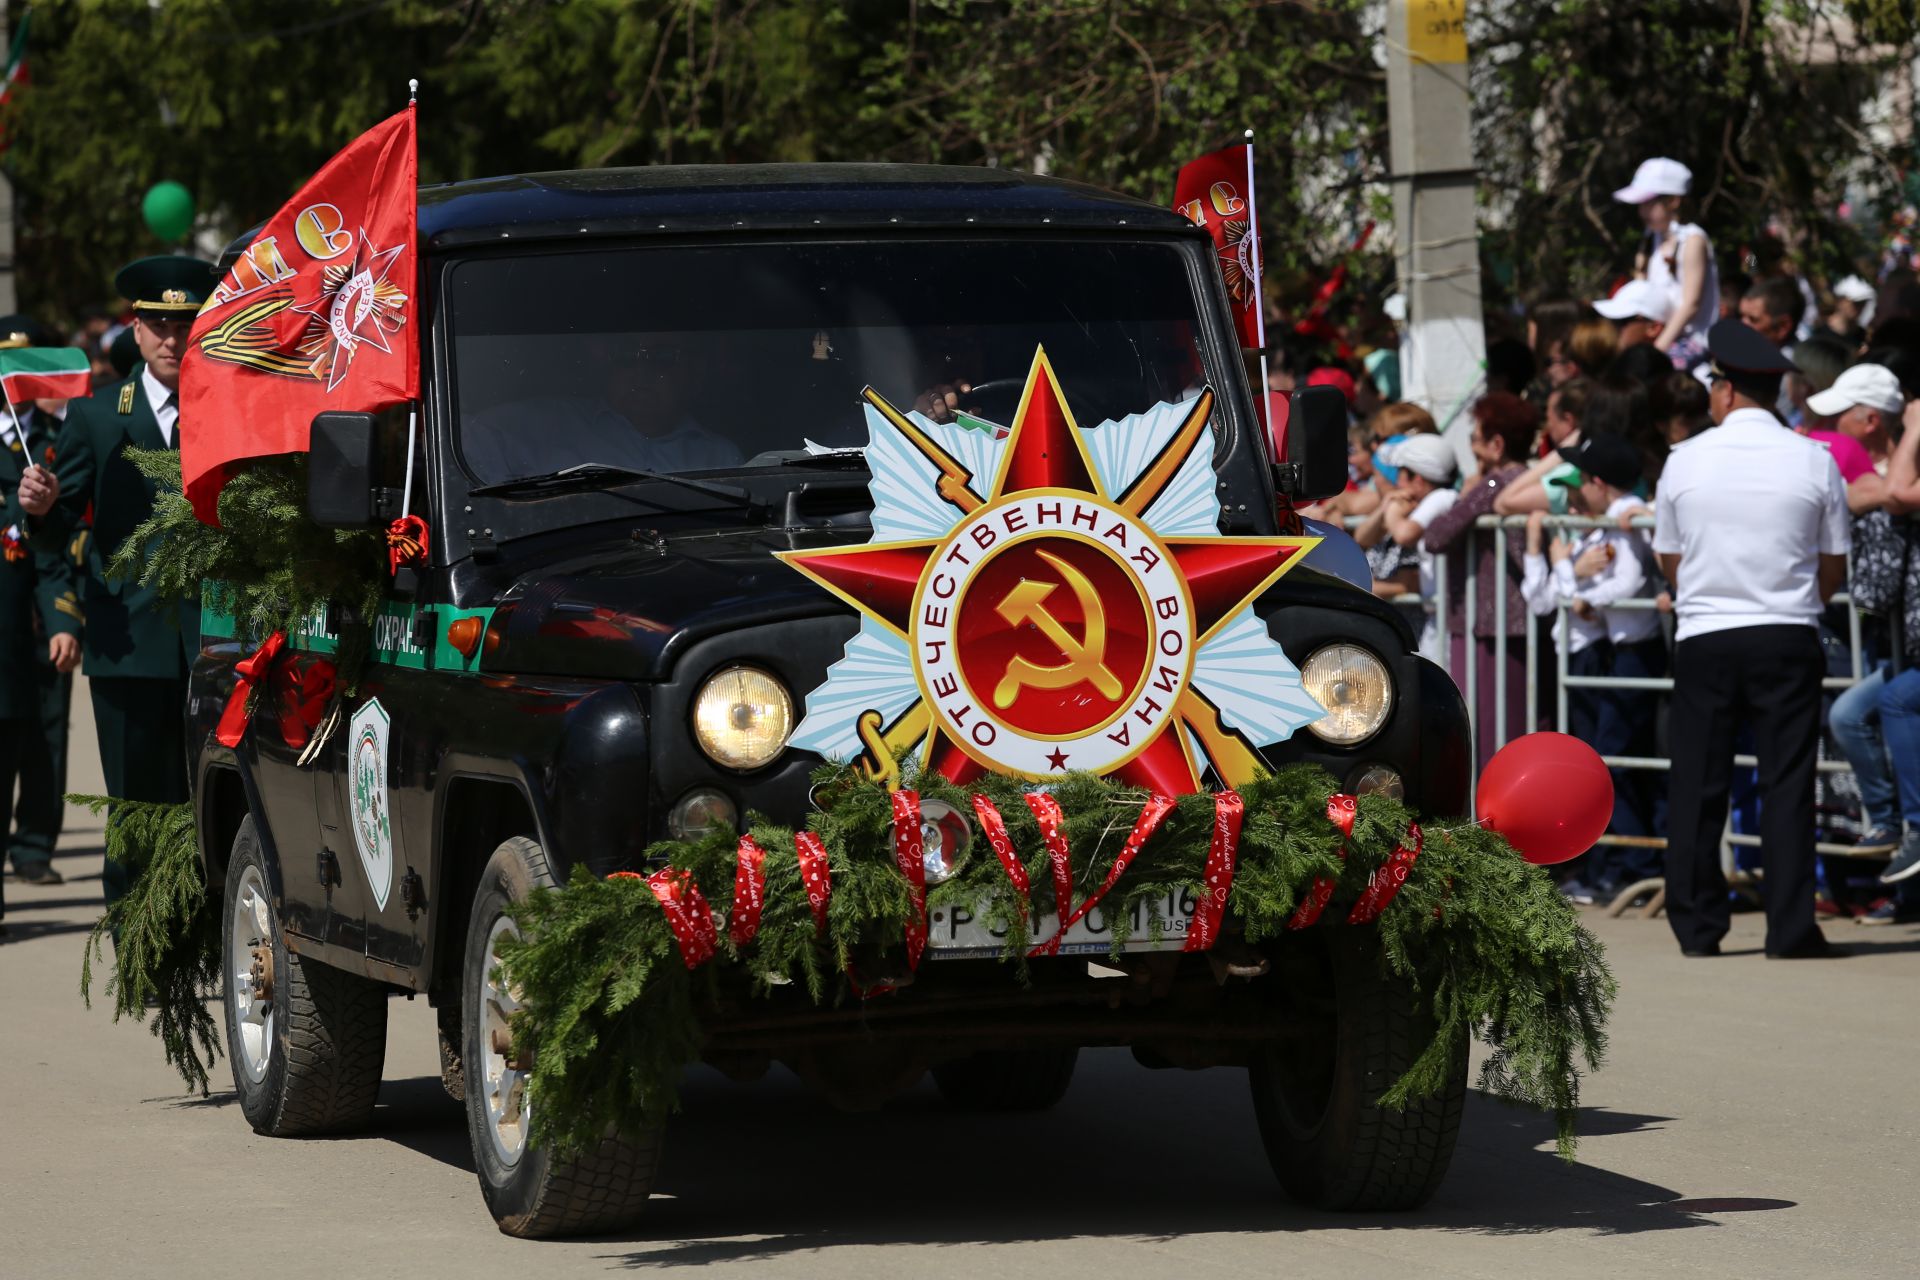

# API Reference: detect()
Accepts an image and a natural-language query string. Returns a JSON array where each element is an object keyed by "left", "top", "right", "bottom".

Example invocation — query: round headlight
[
  {"left": 1300, "top": 644, "right": 1393, "bottom": 745},
  {"left": 917, "top": 799, "right": 973, "bottom": 885},
  {"left": 668, "top": 787, "right": 738, "bottom": 840},
  {"left": 692, "top": 666, "right": 793, "bottom": 770}
]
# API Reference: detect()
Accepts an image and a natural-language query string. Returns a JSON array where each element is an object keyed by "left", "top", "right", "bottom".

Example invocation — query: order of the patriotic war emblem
[{"left": 779, "top": 345, "right": 1327, "bottom": 796}]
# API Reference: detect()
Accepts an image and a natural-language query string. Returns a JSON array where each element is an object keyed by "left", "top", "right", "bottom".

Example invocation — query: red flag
[
  {"left": 1174, "top": 141, "right": 1264, "bottom": 351},
  {"left": 181, "top": 106, "right": 419, "bottom": 524}
]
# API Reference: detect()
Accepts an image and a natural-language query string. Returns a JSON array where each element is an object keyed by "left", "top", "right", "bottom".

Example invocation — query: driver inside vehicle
[{"left": 463, "top": 336, "right": 744, "bottom": 479}]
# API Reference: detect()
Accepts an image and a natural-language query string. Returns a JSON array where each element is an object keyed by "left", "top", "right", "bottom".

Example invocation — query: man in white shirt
[
  {"left": 1525, "top": 432, "right": 1667, "bottom": 897},
  {"left": 1653, "top": 320, "right": 1851, "bottom": 959}
]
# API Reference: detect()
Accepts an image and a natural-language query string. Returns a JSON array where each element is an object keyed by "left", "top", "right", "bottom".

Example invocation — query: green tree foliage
[
  {"left": 1474, "top": 0, "right": 1918, "bottom": 301},
  {"left": 3, "top": 2, "right": 1912, "bottom": 328},
  {"left": 6, "top": 0, "right": 1380, "bottom": 323}
]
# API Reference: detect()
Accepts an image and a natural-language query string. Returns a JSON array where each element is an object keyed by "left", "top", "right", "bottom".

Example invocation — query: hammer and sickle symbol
[{"left": 992, "top": 549, "right": 1122, "bottom": 709}]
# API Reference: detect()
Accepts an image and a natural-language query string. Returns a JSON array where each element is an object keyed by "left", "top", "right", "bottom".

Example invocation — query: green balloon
[{"left": 142, "top": 181, "right": 195, "bottom": 242}]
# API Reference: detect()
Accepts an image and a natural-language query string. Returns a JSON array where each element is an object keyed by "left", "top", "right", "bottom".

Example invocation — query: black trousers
[
  {"left": 0, "top": 718, "right": 19, "bottom": 920},
  {"left": 1665, "top": 625, "right": 1823, "bottom": 955},
  {"left": 9, "top": 662, "right": 71, "bottom": 871},
  {"left": 89, "top": 676, "right": 190, "bottom": 908}
]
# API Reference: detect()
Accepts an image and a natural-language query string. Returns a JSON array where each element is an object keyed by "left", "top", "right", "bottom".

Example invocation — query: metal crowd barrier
[{"left": 1343, "top": 512, "right": 1884, "bottom": 887}]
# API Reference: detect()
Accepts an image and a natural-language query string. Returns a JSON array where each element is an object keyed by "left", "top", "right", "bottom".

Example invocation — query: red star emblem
[{"left": 779, "top": 347, "right": 1316, "bottom": 795}]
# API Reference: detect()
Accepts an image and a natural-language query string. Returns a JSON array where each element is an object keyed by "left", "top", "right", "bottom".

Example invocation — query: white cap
[
  {"left": 1388, "top": 432, "right": 1458, "bottom": 483},
  {"left": 1612, "top": 157, "right": 1692, "bottom": 204},
  {"left": 1593, "top": 279, "right": 1675, "bottom": 324},
  {"left": 1806, "top": 363, "right": 1905, "bottom": 418},
  {"left": 1834, "top": 275, "right": 1877, "bottom": 304}
]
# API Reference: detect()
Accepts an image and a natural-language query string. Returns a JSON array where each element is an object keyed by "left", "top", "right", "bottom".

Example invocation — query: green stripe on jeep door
[{"left": 198, "top": 583, "right": 494, "bottom": 675}]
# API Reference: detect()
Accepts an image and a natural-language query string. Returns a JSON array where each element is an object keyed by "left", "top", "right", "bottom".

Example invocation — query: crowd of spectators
[{"left": 1297, "top": 155, "right": 1920, "bottom": 928}]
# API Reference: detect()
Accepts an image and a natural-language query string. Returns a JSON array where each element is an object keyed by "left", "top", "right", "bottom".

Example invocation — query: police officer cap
[
  {"left": 108, "top": 326, "right": 140, "bottom": 378},
  {"left": 1554, "top": 431, "right": 1643, "bottom": 491},
  {"left": 1705, "top": 317, "right": 1791, "bottom": 380},
  {"left": 115, "top": 255, "right": 216, "bottom": 315}
]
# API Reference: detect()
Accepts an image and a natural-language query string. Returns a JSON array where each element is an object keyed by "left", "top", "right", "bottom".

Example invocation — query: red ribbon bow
[
  {"left": 386, "top": 515, "right": 429, "bottom": 575},
  {"left": 890, "top": 791, "right": 929, "bottom": 969},
  {"left": 645, "top": 867, "right": 718, "bottom": 969},
  {"left": 214, "top": 630, "right": 336, "bottom": 751},
  {"left": 1030, "top": 793, "right": 1175, "bottom": 958},
  {"left": 1287, "top": 793, "right": 1356, "bottom": 930},
  {"left": 728, "top": 835, "right": 767, "bottom": 948},
  {"left": 1348, "top": 823, "right": 1422, "bottom": 925},
  {"left": 1184, "top": 791, "right": 1245, "bottom": 952}
]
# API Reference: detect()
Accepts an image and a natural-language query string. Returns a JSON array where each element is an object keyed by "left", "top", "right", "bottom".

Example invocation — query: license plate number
[{"left": 927, "top": 890, "right": 1199, "bottom": 959}]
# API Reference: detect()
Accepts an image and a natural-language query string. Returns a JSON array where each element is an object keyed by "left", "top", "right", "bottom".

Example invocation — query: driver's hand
[{"left": 914, "top": 380, "right": 972, "bottom": 425}]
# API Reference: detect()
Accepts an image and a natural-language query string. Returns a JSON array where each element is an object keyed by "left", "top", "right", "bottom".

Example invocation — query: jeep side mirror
[
  {"left": 1275, "top": 385, "right": 1348, "bottom": 503},
  {"left": 307, "top": 411, "right": 381, "bottom": 527}
]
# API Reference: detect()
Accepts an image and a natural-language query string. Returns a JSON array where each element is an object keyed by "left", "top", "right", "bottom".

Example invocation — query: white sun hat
[
  {"left": 1806, "top": 363, "right": 1905, "bottom": 418},
  {"left": 1593, "top": 279, "right": 1675, "bottom": 324},
  {"left": 1612, "top": 157, "right": 1692, "bottom": 204}
]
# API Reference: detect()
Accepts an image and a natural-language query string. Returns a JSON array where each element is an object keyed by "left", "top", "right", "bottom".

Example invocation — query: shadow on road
[
  {"left": 139, "top": 1053, "right": 1800, "bottom": 1258},
  {"left": 441, "top": 1052, "right": 1774, "bottom": 1266}
]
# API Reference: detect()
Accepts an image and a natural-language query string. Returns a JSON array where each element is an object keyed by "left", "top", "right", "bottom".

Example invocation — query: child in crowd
[
  {"left": 1520, "top": 431, "right": 1666, "bottom": 902},
  {"left": 1354, "top": 433, "right": 1458, "bottom": 662}
]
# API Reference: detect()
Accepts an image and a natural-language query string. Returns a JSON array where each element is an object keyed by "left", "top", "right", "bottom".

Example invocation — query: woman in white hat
[{"left": 1616, "top": 157, "right": 1720, "bottom": 369}]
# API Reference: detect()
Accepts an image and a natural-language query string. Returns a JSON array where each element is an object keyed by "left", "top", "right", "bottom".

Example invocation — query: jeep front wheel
[
  {"left": 463, "top": 836, "right": 662, "bottom": 1238},
  {"left": 222, "top": 816, "right": 389, "bottom": 1135},
  {"left": 1248, "top": 927, "right": 1466, "bottom": 1211}
]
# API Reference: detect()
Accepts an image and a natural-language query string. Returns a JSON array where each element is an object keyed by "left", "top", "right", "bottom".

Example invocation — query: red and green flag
[{"left": 0, "top": 346, "right": 90, "bottom": 404}]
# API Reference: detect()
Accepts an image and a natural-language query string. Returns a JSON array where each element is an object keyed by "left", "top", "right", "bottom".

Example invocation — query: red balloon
[{"left": 1475, "top": 732, "right": 1614, "bottom": 866}]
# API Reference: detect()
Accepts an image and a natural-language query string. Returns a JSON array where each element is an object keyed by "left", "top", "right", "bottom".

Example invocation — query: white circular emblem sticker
[
  {"left": 912, "top": 491, "right": 1194, "bottom": 778},
  {"left": 348, "top": 697, "right": 394, "bottom": 910}
]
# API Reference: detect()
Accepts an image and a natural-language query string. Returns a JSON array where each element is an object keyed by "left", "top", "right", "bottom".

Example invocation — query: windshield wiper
[{"left": 469, "top": 462, "right": 756, "bottom": 509}]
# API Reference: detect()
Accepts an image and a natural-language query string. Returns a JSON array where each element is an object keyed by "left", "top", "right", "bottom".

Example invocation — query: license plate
[{"left": 927, "top": 890, "right": 1198, "bottom": 959}]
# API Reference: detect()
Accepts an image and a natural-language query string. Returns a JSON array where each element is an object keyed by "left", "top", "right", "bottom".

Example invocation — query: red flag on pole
[
  {"left": 1176, "top": 137, "right": 1276, "bottom": 457},
  {"left": 1174, "top": 140, "right": 1265, "bottom": 351},
  {"left": 181, "top": 106, "right": 419, "bottom": 524}
]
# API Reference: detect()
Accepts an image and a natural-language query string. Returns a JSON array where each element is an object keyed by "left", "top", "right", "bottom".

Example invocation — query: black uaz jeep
[{"left": 188, "top": 164, "right": 1472, "bottom": 1237}]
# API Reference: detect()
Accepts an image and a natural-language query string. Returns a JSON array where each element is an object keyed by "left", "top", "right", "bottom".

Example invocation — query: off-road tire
[
  {"left": 223, "top": 817, "right": 389, "bottom": 1136},
  {"left": 464, "top": 836, "right": 661, "bottom": 1239},
  {"left": 1249, "top": 927, "right": 1466, "bottom": 1211},
  {"left": 931, "top": 1047, "right": 1079, "bottom": 1111}
]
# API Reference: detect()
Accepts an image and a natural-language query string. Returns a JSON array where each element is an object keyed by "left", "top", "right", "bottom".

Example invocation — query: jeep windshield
[{"left": 445, "top": 238, "right": 1226, "bottom": 486}]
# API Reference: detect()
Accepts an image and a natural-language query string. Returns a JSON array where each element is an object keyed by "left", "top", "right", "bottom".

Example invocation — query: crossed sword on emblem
[{"left": 849, "top": 384, "right": 1265, "bottom": 787}]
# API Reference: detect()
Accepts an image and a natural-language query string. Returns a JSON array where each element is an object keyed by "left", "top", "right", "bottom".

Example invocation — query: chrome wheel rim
[
  {"left": 479, "top": 915, "right": 530, "bottom": 1166},
  {"left": 228, "top": 864, "right": 275, "bottom": 1083}
]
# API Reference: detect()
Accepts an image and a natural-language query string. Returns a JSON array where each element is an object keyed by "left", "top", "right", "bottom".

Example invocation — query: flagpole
[{"left": 1243, "top": 128, "right": 1275, "bottom": 462}]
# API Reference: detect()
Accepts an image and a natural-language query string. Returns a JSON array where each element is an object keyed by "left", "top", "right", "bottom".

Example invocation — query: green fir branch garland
[
  {"left": 75, "top": 454, "right": 392, "bottom": 1092},
  {"left": 114, "top": 450, "right": 388, "bottom": 692},
  {"left": 75, "top": 796, "right": 221, "bottom": 1094},
  {"left": 504, "top": 762, "right": 1616, "bottom": 1162}
]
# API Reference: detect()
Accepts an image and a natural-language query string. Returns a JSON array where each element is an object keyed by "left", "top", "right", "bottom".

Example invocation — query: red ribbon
[
  {"left": 1184, "top": 791, "right": 1245, "bottom": 952},
  {"left": 728, "top": 835, "right": 767, "bottom": 948},
  {"left": 1024, "top": 793, "right": 1075, "bottom": 926},
  {"left": 1287, "top": 793, "right": 1356, "bottom": 930},
  {"left": 889, "top": 790, "right": 929, "bottom": 969},
  {"left": 794, "top": 830, "right": 831, "bottom": 935},
  {"left": 1030, "top": 793, "right": 1175, "bottom": 958},
  {"left": 971, "top": 796, "right": 1030, "bottom": 908},
  {"left": 215, "top": 630, "right": 289, "bottom": 748},
  {"left": 386, "top": 514, "right": 429, "bottom": 575},
  {"left": 645, "top": 867, "right": 718, "bottom": 969},
  {"left": 1348, "top": 822, "right": 1423, "bottom": 925}
]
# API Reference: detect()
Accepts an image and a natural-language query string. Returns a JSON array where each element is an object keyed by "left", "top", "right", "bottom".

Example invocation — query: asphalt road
[{"left": 3, "top": 679, "right": 1915, "bottom": 1278}]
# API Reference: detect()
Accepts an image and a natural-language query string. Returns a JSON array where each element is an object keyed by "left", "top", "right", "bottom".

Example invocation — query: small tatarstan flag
[{"left": 0, "top": 346, "right": 91, "bottom": 403}]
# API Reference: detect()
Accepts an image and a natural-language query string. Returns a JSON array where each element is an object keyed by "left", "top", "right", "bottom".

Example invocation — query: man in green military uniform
[
  {"left": 0, "top": 316, "right": 84, "bottom": 902},
  {"left": 17, "top": 257, "right": 214, "bottom": 906}
]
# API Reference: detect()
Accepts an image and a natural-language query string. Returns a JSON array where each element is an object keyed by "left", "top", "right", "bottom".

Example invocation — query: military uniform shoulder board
[{"left": 117, "top": 383, "right": 136, "bottom": 414}]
